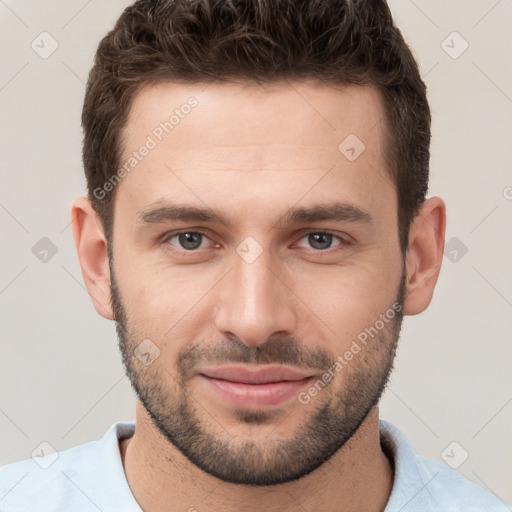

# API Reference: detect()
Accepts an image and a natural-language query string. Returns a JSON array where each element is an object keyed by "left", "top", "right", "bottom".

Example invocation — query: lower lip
[{"left": 199, "top": 375, "right": 313, "bottom": 409}]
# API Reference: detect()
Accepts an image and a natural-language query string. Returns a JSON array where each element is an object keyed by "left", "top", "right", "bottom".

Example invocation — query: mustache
[{"left": 177, "top": 335, "right": 334, "bottom": 377}]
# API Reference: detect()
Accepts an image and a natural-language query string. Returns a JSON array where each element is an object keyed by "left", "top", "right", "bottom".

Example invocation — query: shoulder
[
  {"left": 379, "top": 420, "right": 511, "bottom": 512},
  {"left": 0, "top": 435, "right": 102, "bottom": 511},
  {"left": 0, "top": 421, "right": 138, "bottom": 512}
]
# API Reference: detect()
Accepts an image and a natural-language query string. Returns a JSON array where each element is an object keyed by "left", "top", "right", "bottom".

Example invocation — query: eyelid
[{"left": 294, "top": 228, "right": 352, "bottom": 241}]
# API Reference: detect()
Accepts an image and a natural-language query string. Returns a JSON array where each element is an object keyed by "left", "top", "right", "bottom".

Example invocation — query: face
[{"left": 109, "top": 80, "right": 405, "bottom": 486}]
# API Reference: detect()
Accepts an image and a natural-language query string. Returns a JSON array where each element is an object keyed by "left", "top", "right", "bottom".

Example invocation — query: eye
[
  {"left": 166, "top": 231, "right": 212, "bottom": 251},
  {"left": 162, "top": 230, "right": 350, "bottom": 254},
  {"left": 296, "top": 232, "right": 347, "bottom": 251}
]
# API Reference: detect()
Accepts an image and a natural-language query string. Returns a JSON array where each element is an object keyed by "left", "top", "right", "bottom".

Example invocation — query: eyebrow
[{"left": 136, "top": 201, "right": 374, "bottom": 230}]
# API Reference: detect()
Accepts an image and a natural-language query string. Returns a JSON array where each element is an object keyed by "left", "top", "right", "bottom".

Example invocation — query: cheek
[
  {"left": 292, "top": 261, "right": 400, "bottom": 350},
  {"left": 117, "top": 261, "right": 221, "bottom": 339}
]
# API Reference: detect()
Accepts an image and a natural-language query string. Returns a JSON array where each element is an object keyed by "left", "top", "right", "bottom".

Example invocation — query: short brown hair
[{"left": 82, "top": 0, "right": 430, "bottom": 253}]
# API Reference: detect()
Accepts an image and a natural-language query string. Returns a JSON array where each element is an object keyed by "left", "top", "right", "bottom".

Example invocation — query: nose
[{"left": 214, "top": 242, "right": 298, "bottom": 347}]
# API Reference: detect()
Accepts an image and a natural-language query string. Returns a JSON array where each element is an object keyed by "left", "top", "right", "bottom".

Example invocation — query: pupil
[
  {"left": 309, "top": 233, "right": 332, "bottom": 250},
  {"left": 179, "top": 232, "right": 202, "bottom": 250}
]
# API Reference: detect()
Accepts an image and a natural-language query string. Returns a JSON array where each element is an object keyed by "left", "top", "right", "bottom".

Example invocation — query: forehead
[
  {"left": 115, "top": 79, "right": 393, "bottom": 225},
  {"left": 122, "top": 79, "right": 386, "bottom": 152}
]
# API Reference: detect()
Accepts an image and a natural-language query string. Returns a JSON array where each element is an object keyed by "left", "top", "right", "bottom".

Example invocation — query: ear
[
  {"left": 402, "top": 196, "right": 446, "bottom": 316},
  {"left": 70, "top": 197, "right": 114, "bottom": 320}
]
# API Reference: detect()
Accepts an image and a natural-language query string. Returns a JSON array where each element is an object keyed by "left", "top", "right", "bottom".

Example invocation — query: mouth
[{"left": 197, "top": 365, "right": 317, "bottom": 409}]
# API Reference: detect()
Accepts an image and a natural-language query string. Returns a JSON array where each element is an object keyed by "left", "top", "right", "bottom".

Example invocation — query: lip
[
  {"left": 197, "top": 365, "right": 316, "bottom": 409},
  {"left": 199, "top": 365, "right": 315, "bottom": 384}
]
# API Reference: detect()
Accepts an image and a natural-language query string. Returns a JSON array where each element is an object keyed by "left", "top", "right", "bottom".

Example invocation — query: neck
[{"left": 120, "top": 404, "right": 394, "bottom": 512}]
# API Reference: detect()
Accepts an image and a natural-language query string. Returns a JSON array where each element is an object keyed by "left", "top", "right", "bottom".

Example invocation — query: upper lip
[{"left": 199, "top": 365, "right": 316, "bottom": 384}]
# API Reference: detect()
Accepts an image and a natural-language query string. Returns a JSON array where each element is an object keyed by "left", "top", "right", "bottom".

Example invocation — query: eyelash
[{"left": 161, "top": 230, "right": 350, "bottom": 253}]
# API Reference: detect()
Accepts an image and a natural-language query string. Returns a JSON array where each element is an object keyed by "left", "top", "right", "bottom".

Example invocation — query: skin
[{"left": 71, "top": 79, "right": 446, "bottom": 512}]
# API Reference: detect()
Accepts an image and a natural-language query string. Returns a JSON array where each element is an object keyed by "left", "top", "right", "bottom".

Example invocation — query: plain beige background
[{"left": 0, "top": 0, "right": 511, "bottom": 505}]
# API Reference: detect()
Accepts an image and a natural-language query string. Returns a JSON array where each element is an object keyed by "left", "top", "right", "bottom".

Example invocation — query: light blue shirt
[{"left": 0, "top": 419, "right": 510, "bottom": 511}]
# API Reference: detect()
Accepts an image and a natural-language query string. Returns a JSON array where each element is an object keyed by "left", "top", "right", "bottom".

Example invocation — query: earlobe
[
  {"left": 402, "top": 197, "right": 446, "bottom": 316},
  {"left": 70, "top": 197, "right": 114, "bottom": 320}
]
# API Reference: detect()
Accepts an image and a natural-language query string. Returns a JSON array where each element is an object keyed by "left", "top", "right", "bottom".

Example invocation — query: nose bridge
[{"left": 214, "top": 240, "right": 297, "bottom": 346}]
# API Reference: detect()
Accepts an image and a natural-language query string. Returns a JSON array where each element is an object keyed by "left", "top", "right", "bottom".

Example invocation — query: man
[{"left": 0, "top": 0, "right": 509, "bottom": 511}]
